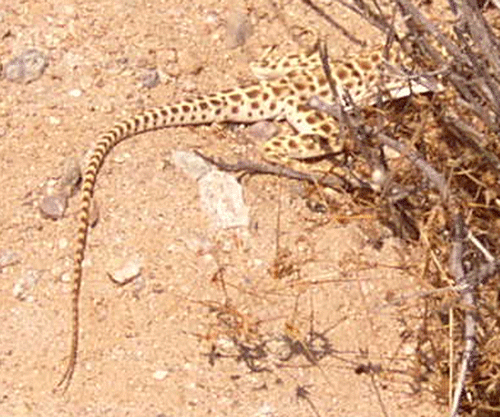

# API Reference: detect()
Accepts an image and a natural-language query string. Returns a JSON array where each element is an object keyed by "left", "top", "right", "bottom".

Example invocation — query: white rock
[
  {"left": 0, "top": 249, "right": 19, "bottom": 270},
  {"left": 13, "top": 270, "right": 41, "bottom": 301},
  {"left": 58, "top": 238, "right": 69, "bottom": 250},
  {"left": 49, "top": 116, "right": 61, "bottom": 125},
  {"left": 152, "top": 370, "right": 169, "bottom": 380},
  {"left": 198, "top": 170, "right": 250, "bottom": 230},
  {"left": 60, "top": 271, "right": 72, "bottom": 283},
  {"left": 68, "top": 88, "right": 82, "bottom": 98},
  {"left": 107, "top": 257, "right": 142, "bottom": 285}
]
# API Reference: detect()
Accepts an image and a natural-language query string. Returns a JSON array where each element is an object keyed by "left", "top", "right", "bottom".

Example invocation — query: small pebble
[
  {"left": 49, "top": 116, "right": 61, "bottom": 125},
  {"left": 107, "top": 257, "right": 142, "bottom": 285},
  {"left": 60, "top": 271, "right": 71, "bottom": 283},
  {"left": 256, "top": 403, "right": 275, "bottom": 417},
  {"left": 4, "top": 49, "right": 48, "bottom": 83},
  {"left": 58, "top": 238, "right": 69, "bottom": 250},
  {"left": 58, "top": 156, "right": 82, "bottom": 198},
  {"left": 152, "top": 370, "right": 169, "bottom": 381},
  {"left": 13, "top": 270, "right": 41, "bottom": 301},
  {"left": 113, "top": 152, "right": 131, "bottom": 164},
  {"left": 68, "top": 88, "right": 82, "bottom": 98},
  {"left": 0, "top": 250, "right": 20, "bottom": 270},
  {"left": 141, "top": 69, "right": 160, "bottom": 89},
  {"left": 39, "top": 194, "right": 67, "bottom": 220},
  {"left": 205, "top": 11, "right": 219, "bottom": 25}
]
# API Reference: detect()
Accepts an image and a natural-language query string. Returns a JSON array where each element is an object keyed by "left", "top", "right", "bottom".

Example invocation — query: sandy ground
[{"left": 0, "top": 1, "right": 445, "bottom": 416}]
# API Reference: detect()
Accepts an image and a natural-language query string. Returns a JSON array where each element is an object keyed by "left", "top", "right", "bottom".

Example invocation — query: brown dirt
[{"left": 0, "top": 1, "right": 445, "bottom": 416}]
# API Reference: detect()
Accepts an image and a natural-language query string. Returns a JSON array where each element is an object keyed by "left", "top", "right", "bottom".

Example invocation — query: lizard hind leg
[{"left": 261, "top": 133, "right": 336, "bottom": 165}]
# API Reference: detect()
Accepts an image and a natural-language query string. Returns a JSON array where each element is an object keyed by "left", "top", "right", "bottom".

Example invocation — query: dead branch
[
  {"left": 449, "top": 214, "right": 477, "bottom": 417},
  {"left": 192, "top": 150, "right": 368, "bottom": 191}
]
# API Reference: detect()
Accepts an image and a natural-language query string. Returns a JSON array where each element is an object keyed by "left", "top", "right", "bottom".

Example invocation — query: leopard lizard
[{"left": 56, "top": 40, "right": 428, "bottom": 391}]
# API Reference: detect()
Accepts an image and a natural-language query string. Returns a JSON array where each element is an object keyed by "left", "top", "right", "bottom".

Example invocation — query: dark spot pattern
[
  {"left": 336, "top": 69, "right": 348, "bottom": 80},
  {"left": 306, "top": 115, "right": 317, "bottom": 124},
  {"left": 246, "top": 89, "right": 260, "bottom": 99},
  {"left": 320, "top": 124, "right": 333, "bottom": 134},
  {"left": 271, "top": 86, "right": 288, "bottom": 96},
  {"left": 358, "top": 60, "right": 372, "bottom": 71}
]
